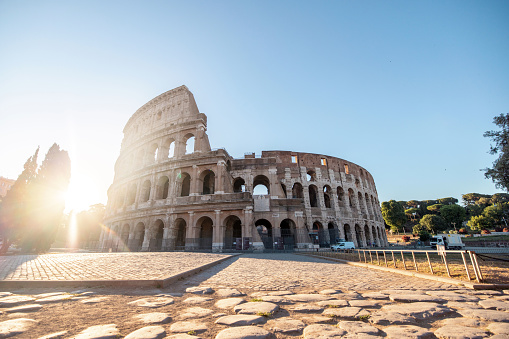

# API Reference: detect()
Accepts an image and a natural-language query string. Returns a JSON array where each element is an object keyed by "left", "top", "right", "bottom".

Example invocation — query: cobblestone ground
[
  {"left": 1, "top": 253, "right": 509, "bottom": 338},
  {"left": 0, "top": 252, "right": 231, "bottom": 280}
]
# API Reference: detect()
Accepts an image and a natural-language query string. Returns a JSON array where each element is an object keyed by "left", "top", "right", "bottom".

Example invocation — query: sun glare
[{"left": 65, "top": 174, "right": 102, "bottom": 212}]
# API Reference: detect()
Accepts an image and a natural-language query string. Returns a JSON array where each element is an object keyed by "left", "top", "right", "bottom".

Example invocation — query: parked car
[{"left": 331, "top": 241, "right": 355, "bottom": 251}]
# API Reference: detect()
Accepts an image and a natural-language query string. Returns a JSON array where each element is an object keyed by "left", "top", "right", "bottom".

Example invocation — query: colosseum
[{"left": 100, "top": 85, "right": 388, "bottom": 252}]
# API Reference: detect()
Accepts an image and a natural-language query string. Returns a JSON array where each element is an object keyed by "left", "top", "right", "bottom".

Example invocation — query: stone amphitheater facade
[{"left": 100, "top": 86, "right": 388, "bottom": 252}]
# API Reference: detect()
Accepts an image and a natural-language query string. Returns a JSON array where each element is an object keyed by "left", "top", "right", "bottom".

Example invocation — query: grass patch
[
  {"left": 257, "top": 312, "right": 272, "bottom": 318},
  {"left": 358, "top": 314, "right": 370, "bottom": 321},
  {"left": 187, "top": 330, "right": 196, "bottom": 335},
  {"left": 249, "top": 298, "right": 263, "bottom": 302}
]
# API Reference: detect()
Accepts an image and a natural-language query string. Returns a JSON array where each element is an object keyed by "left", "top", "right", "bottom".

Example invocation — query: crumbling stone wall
[{"left": 101, "top": 86, "right": 388, "bottom": 252}]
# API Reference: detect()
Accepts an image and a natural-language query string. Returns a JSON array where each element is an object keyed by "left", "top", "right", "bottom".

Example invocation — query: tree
[
  {"left": 467, "top": 215, "right": 493, "bottom": 231},
  {"left": 76, "top": 203, "right": 105, "bottom": 246},
  {"left": 418, "top": 214, "right": 447, "bottom": 234},
  {"left": 482, "top": 203, "right": 509, "bottom": 228},
  {"left": 491, "top": 193, "right": 509, "bottom": 204},
  {"left": 427, "top": 204, "right": 444, "bottom": 214},
  {"left": 484, "top": 113, "right": 509, "bottom": 191},
  {"left": 437, "top": 197, "right": 458, "bottom": 205},
  {"left": 381, "top": 200, "right": 407, "bottom": 233},
  {"left": 440, "top": 204, "right": 466, "bottom": 229},
  {"left": 21, "top": 144, "right": 71, "bottom": 252},
  {"left": 462, "top": 193, "right": 492, "bottom": 206},
  {"left": 0, "top": 148, "right": 39, "bottom": 254}
]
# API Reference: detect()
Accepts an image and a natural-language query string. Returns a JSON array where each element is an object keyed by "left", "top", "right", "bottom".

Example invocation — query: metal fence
[{"left": 310, "top": 249, "right": 485, "bottom": 283}]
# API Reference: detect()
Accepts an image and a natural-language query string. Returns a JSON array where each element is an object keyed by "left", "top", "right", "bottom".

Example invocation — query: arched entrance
[
  {"left": 344, "top": 224, "right": 351, "bottom": 242},
  {"left": 133, "top": 222, "right": 145, "bottom": 251},
  {"left": 224, "top": 215, "right": 242, "bottom": 250},
  {"left": 150, "top": 219, "right": 164, "bottom": 251},
  {"left": 355, "top": 224, "right": 363, "bottom": 247},
  {"left": 256, "top": 219, "right": 273, "bottom": 249},
  {"left": 197, "top": 216, "right": 213, "bottom": 250},
  {"left": 120, "top": 224, "right": 129, "bottom": 251},
  {"left": 175, "top": 219, "right": 186, "bottom": 250},
  {"left": 310, "top": 221, "right": 325, "bottom": 246},
  {"left": 280, "top": 219, "right": 296, "bottom": 250},
  {"left": 328, "top": 222, "right": 338, "bottom": 244}
]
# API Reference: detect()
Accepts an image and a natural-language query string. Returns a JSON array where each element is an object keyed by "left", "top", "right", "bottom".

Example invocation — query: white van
[{"left": 331, "top": 241, "right": 355, "bottom": 251}]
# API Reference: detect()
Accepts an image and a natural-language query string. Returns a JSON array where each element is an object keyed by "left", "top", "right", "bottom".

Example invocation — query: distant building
[{"left": 0, "top": 177, "right": 15, "bottom": 198}]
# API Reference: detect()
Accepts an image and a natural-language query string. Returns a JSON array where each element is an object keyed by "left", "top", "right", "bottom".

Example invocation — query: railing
[{"left": 310, "top": 249, "right": 484, "bottom": 283}]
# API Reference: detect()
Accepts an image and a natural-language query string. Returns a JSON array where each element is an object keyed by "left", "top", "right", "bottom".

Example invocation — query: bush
[
  {"left": 504, "top": 228, "right": 509, "bottom": 232},
  {"left": 402, "top": 235, "right": 410, "bottom": 242},
  {"left": 495, "top": 227, "right": 504, "bottom": 232},
  {"left": 481, "top": 229, "right": 491, "bottom": 235},
  {"left": 418, "top": 231, "right": 431, "bottom": 242},
  {"left": 458, "top": 228, "right": 468, "bottom": 234}
]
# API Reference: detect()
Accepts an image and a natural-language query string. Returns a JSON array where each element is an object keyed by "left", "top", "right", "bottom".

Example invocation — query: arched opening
[
  {"left": 280, "top": 219, "right": 296, "bottom": 250},
  {"left": 233, "top": 178, "right": 246, "bottom": 193},
  {"left": 256, "top": 219, "right": 273, "bottom": 249},
  {"left": 201, "top": 170, "right": 215, "bottom": 195},
  {"left": 328, "top": 222, "right": 338, "bottom": 244},
  {"left": 292, "top": 182, "right": 303, "bottom": 199},
  {"left": 355, "top": 178, "right": 361, "bottom": 189},
  {"left": 185, "top": 134, "right": 195, "bottom": 154},
  {"left": 175, "top": 219, "right": 186, "bottom": 250},
  {"left": 197, "top": 216, "right": 213, "bottom": 250},
  {"left": 148, "top": 143, "right": 158, "bottom": 163},
  {"left": 224, "top": 215, "right": 242, "bottom": 250},
  {"left": 179, "top": 172, "right": 191, "bottom": 197},
  {"left": 120, "top": 224, "right": 130, "bottom": 251},
  {"left": 281, "top": 183, "right": 287, "bottom": 198},
  {"left": 127, "top": 184, "right": 137, "bottom": 205},
  {"left": 344, "top": 224, "right": 351, "bottom": 242},
  {"left": 365, "top": 193, "right": 372, "bottom": 219},
  {"left": 355, "top": 224, "right": 363, "bottom": 247},
  {"left": 141, "top": 180, "right": 151, "bottom": 202},
  {"left": 253, "top": 175, "right": 270, "bottom": 195},
  {"left": 337, "top": 187, "right": 345, "bottom": 206},
  {"left": 348, "top": 189, "right": 355, "bottom": 209},
  {"left": 133, "top": 222, "right": 145, "bottom": 251},
  {"left": 150, "top": 219, "right": 164, "bottom": 251},
  {"left": 358, "top": 192, "right": 366, "bottom": 216},
  {"left": 309, "top": 185, "right": 318, "bottom": 207},
  {"left": 307, "top": 170, "right": 316, "bottom": 182},
  {"left": 226, "top": 160, "right": 231, "bottom": 172},
  {"left": 323, "top": 185, "right": 332, "bottom": 208},
  {"left": 157, "top": 176, "right": 170, "bottom": 199},
  {"left": 364, "top": 224, "right": 371, "bottom": 247},
  {"left": 310, "top": 221, "right": 325, "bottom": 246},
  {"left": 162, "top": 138, "right": 175, "bottom": 159}
]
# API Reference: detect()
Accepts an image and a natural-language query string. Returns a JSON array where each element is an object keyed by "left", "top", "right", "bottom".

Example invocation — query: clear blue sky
[{"left": 1, "top": 0, "right": 508, "bottom": 211}]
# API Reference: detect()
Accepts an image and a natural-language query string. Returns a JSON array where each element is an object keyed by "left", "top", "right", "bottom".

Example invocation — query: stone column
[
  {"left": 350, "top": 227, "right": 358, "bottom": 248},
  {"left": 216, "top": 160, "right": 225, "bottom": 194},
  {"left": 213, "top": 210, "right": 223, "bottom": 252},
  {"left": 190, "top": 165, "right": 199, "bottom": 196},
  {"left": 141, "top": 224, "right": 151, "bottom": 251},
  {"left": 268, "top": 168, "right": 278, "bottom": 198},
  {"left": 186, "top": 212, "right": 197, "bottom": 250}
]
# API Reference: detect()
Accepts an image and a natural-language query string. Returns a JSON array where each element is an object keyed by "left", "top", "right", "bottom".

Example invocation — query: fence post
[
  {"left": 442, "top": 253, "right": 451, "bottom": 278},
  {"left": 401, "top": 251, "right": 407, "bottom": 270},
  {"left": 468, "top": 251, "right": 481, "bottom": 283},
  {"left": 391, "top": 251, "right": 396, "bottom": 268},
  {"left": 460, "top": 251, "right": 472, "bottom": 281},
  {"left": 425, "top": 251, "right": 434, "bottom": 275},
  {"left": 472, "top": 251, "right": 484, "bottom": 282},
  {"left": 383, "top": 251, "right": 388, "bottom": 267},
  {"left": 369, "top": 250, "right": 373, "bottom": 264},
  {"left": 358, "top": 250, "right": 362, "bottom": 262},
  {"left": 411, "top": 251, "right": 418, "bottom": 272},
  {"left": 376, "top": 251, "right": 380, "bottom": 265},
  {"left": 363, "top": 250, "right": 367, "bottom": 263}
]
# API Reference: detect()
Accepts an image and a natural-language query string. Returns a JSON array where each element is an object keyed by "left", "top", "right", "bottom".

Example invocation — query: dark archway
[
  {"left": 280, "top": 219, "right": 296, "bottom": 250},
  {"left": 201, "top": 170, "right": 215, "bottom": 195},
  {"left": 292, "top": 182, "right": 303, "bottom": 199},
  {"left": 120, "top": 224, "right": 129, "bottom": 251},
  {"left": 253, "top": 175, "right": 270, "bottom": 195},
  {"left": 197, "top": 216, "right": 213, "bottom": 250},
  {"left": 256, "top": 219, "right": 273, "bottom": 249},
  {"left": 328, "top": 222, "right": 338, "bottom": 244},
  {"left": 224, "top": 215, "right": 242, "bottom": 250},
  {"left": 150, "top": 219, "right": 164, "bottom": 251},
  {"left": 179, "top": 172, "right": 191, "bottom": 197},
  {"left": 309, "top": 185, "right": 318, "bottom": 207},
  {"left": 233, "top": 177, "right": 246, "bottom": 193},
  {"left": 133, "top": 222, "right": 145, "bottom": 251},
  {"left": 175, "top": 219, "right": 186, "bottom": 250},
  {"left": 157, "top": 176, "right": 169, "bottom": 199},
  {"left": 344, "top": 224, "right": 351, "bottom": 242},
  {"left": 311, "top": 221, "right": 325, "bottom": 246}
]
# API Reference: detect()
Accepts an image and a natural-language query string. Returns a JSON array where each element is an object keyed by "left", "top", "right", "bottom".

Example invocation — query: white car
[{"left": 331, "top": 241, "right": 355, "bottom": 251}]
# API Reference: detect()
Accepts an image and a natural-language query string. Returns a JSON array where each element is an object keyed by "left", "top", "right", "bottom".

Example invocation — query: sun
[{"left": 64, "top": 173, "right": 102, "bottom": 212}]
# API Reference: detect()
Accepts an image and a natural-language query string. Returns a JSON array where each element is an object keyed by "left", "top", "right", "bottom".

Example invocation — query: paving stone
[
  {"left": 33, "top": 292, "right": 66, "bottom": 299},
  {"left": 488, "top": 322, "right": 509, "bottom": 335},
  {"left": 348, "top": 299, "right": 384, "bottom": 308},
  {"left": 469, "top": 290, "right": 503, "bottom": 296},
  {"left": 343, "top": 333, "right": 380, "bottom": 339},
  {"left": 316, "top": 300, "right": 348, "bottom": 308},
  {"left": 0, "top": 318, "right": 38, "bottom": 338},
  {"left": 216, "top": 288, "right": 244, "bottom": 297},
  {"left": 134, "top": 312, "right": 171, "bottom": 324},
  {"left": 489, "top": 335, "right": 509, "bottom": 339},
  {"left": 128, "top": 297, "right": 174, "bottom": 308},
  {"left": 369, "top": 311, "right": 416, "bottom": 325},
  {"left": 215, "top": 326, "right": 270, "bottom": 339},
  {"left": 176, "top": 307, "right": 214, "bottom": 320},
  {"left": 169, "top": 321, "right": 208, "bottom": 334},
  {"left": 265, "top": 290, "right": 294, "bottom": 296},
  {"left": 233, "top": 302, "right": 279, "bottom": 315},
  {"left": 36, "top": 294, "right": 73, "bottom": 304},
  {"left": 72, "top": 324, "right": 119, "bottom": 339},
  {"left": 479, "top": 299, "right": 509, "bottom": 311},
  {"left": 182, "top": 297, "right": 213, "bottom": 305},
  {"left": 495, "top": 295, "right": 509, "bottom": 301},
  {"left": 215, "top": 314, "right": 266, "bottom": 326},
  {"left": 166, "top": 335, "right": 202, "bottom": 339},
  {"left": 214, "top": 298, "right": 245, "bottom": 309},
  {"left": 337, "top": 320, "right": 379, "bottom": 334},
  {"left": 286, "top": 294, "right": 333, "bottom": 302},
  {"left": 124, "top": 325, "right": 166, "bottom": 339},
  {"left": 4, "top": 304, "right": 42, "bottom": 313},
  {"left": 0, "top": 295, "right": 36, "bottom": 307},
  {"left": 390, "top": 294, "right": 445, "bottom": 303},
  {"left": 434, "top": 325, "right": 489, "bottom": 339},
  {"left": 259, "top": 296, "right": 293, "bottom": 304},
  {"left": 319, "top": 289, "right": 341, "bottom": 295},
  {"left": 302, "top": 324, "right": 347, "bottom": 338},
  {"left": 382, "top": 302, "right": 454, "bottom": 320},
  {"left": 0, "top": 293, "right": 12, "bottom": 298},
  {"left": 458, "top": 308, "right": 509, "bottom": 322},
  {"left": 383, "top": 325, "right": 434, "bottom": 338},
  {"left": 299, "top": 315, "right": 335, "bottom": 324},
  {"left": 322, "top": 307, "right": 369, "bottom": 320},
  {"left": 446, "top": 301, "right": 483, "bottom": 310},
  {"left": 38, "top": 330, "right": 68, "bottom": 338},
  {"left": 185, "top": 286, "right": 214, "bottom": 295},
  {"left": 361, "top": 292, "right": 389, "bottom": 300},
  {"left": 440, "top": 318, "right": 487, "bottom": 327},
  {"left": 332, "top": 292, "right": 362, "bottom": 300},
  {"left": 155, "top": 293, "right": 183, "bottom": 297},
  {"left": 290, "top": 304, "right": 324, "bottom": 313},
  {"left": 265, "top": 317, "right": 305, "bottom": 334},
  {"left": 426, "top": 291, "right": 480, "bottom": 302},
  {"left": 213, "top": 313, "right": 227, "bottom": 318},
  {"left": 80, "top": 297, "right": 110, "bottom": 304}
]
